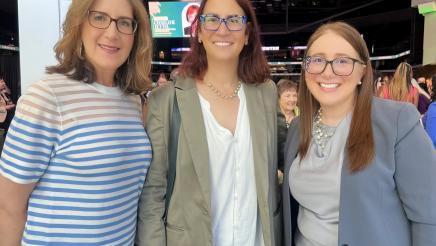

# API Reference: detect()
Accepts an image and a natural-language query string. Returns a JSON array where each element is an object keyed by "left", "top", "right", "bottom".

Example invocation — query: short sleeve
[{"left": 0, "top": 81, "right": 61, "bottom": 184}]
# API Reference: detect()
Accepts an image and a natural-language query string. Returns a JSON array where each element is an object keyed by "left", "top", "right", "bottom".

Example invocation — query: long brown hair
[
  {"left": 299, "top": 21, "right": 374, "bottom": 172},
  {"left": 178, "top": 0, "right": 270, "bottom": 84},
  {"left": 388, "top": 62, "right": 413, "bottom": 102},
  {"left": 46, "top": 0, "right": 152, "bottom": 94}
]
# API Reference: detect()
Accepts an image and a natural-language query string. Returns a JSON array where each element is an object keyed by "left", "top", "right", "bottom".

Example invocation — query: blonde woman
[
  {"left": 379, "top": 62, "right": 418, "bottom": 106},
  {"left": 0, "top": 0, "right": 153, "bottom": 244}
]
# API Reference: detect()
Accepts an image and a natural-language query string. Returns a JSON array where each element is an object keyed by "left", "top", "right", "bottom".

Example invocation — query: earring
[
  {"left": 198, "top": 39, "right": 202, "bottom": 43},
  {"left": 78, "top": 43, "right": 85, "bottom": 60},
  {"left": 358, "top": 81, "right": 362, "bottom": 85},
  {"left": 244, "top": 40, "right": 248, "bottom": 45}
]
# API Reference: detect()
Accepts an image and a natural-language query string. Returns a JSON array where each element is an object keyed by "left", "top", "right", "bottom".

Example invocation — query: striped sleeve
[{"left": 0, "top": 81, "right": 61, "bottom": 184}]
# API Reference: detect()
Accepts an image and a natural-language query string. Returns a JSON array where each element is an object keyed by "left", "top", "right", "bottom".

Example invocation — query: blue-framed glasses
[{"left": 199, "top": 14, "right": 247, "bottom": 31}]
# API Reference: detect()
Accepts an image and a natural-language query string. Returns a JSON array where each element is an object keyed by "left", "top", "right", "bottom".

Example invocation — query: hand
[
  {"left": 5, "top": 104, "right": 15, "bottom": 110},
  {"left": 277, "top": 170, "right": 284, "bottom": 184}
]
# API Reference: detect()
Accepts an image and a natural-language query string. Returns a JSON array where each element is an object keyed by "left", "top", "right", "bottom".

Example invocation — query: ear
[
  {"left": 245, "top": 23, "right": 250, "bottom": 45},
  {"left": 198, "top": 30, "right": 203, "bottom": 43},
  {"left": 359, "top": 64, "right": 367, "bottom": 81}
]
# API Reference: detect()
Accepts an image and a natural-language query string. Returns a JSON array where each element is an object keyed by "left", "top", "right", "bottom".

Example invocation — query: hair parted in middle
[
  {"left": 46, "top": 0, "right": 152, "bottom": 94},
  {"left": 178, "top": 0, "right": 270, "bottom": 84},
  {"left": 388, "top": 62, "right": 413, "bottom": 102},
  {"left": 299, "top": 21, "right": 374, "bottom": 172}
]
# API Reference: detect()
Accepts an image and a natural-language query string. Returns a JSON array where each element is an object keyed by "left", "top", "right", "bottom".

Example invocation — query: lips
[{"left": 98, "top": 44, "right": 120, "bottom": 53}]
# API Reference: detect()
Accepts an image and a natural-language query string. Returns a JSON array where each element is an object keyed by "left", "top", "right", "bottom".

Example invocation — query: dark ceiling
[
  {"left": 145, "top": 0, "right": 423, "bottom": 68},
  {"left": 0, "top": 0, "right": 424, "bottom": 67}
]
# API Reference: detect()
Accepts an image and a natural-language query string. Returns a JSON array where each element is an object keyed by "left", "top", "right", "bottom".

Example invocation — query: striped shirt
[{"left": 0, "top": 74, "right": 152, "bottom": 245}]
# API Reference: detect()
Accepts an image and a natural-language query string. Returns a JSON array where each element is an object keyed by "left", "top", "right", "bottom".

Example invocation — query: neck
[
  {"left": 203, "top": 63, "right": 239, "bottom": 89},
  {"left": 95, "top": 70, "right": 116, "bottom": 87},
  {"left": 204, "top": 58, "right": 239, "bottom": 86},
  {"left": 281, "top": 107, "right": 295, "bottom": 119},
  {"left": 320, "top": 97, "right": 355, "bottom": 126}
]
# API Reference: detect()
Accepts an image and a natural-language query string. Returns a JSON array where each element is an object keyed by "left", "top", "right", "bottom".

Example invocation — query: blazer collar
[
  {"left": 175, "top": 77, "right": 211, "bottom": 211},
  {"left": 243, "top": 83, "right": 269, "bottom": 212}
]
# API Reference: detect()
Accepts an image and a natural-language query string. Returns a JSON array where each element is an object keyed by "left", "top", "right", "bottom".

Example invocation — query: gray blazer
[
  {"left": 136, "top": 77, "right": 282, "bottom": 246},
  {"left": 282, "top": 97, "right": 436, "bottom": 246}
]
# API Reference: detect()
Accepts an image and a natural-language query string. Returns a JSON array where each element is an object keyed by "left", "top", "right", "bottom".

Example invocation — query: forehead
[
  {"left": 203, "top": 0, "right": 245, "bottom": 16},
  {"left": 282, "top": 88, "right": 297, "bottom": 94},
  {"left": 308, "top": 31, "right": 360, "bottom": 58},
  {"left": 90, "top": 0, "right": 134, "bottom": 17}
]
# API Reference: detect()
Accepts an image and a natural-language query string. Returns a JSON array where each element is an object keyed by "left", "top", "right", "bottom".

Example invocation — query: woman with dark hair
[
  {"left": 0, "top": 0, "right": 153, "bottom": 244},
  {"left": 136, "top": 0, "right": 281, "bottom": 245},
  {"left": 423, "top": 74, "right": 436, "bottom": 148},
  {"left": 283, "top": 22, "right": 436, "bottom": 246}
]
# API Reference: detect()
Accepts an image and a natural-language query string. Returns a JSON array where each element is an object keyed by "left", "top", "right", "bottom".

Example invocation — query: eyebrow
[
  {"left": 91, "top": 10, "right": 134, "bottom": 19},
  {"left": 203, "top": 13, "right": 241, "bottom": 18},
  {"left": 308, "top": 52, "right": 354, "bottom": 57}
]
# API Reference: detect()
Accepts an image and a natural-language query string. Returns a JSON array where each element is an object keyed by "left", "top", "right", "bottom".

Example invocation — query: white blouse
[{"left": 198, "top": 86, "right": 264, "bottom": 246}]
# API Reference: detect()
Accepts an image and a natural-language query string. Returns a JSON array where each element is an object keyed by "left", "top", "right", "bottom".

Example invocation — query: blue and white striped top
[{"left": 0, "top": 74, "right": 152, "bottom": 245}]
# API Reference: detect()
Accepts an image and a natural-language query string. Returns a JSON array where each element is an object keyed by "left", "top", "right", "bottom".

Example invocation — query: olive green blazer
[{"left": 136, "top": 77, "right": 282, "bottom": 246}]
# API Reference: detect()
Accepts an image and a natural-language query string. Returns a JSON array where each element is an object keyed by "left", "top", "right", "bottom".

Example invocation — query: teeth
[
  {"left": 320, "top": 83, "right": 338, "bottom": 88},
  {"left": 214, "top": 42, "right": 231, "bottom": 46},
  {"left": 99, "top": 44, "right": 118, "bottom": 51}
]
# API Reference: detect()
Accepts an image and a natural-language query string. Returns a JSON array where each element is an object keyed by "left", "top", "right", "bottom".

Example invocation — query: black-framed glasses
[
  {"left": 87, "top": 10, "right": 138, "bottom": 35},
  {"left": 304, "top": 56, "right": 366, "bottom": 76},
  {"left": 199, "top": 14, "right": 247, "bottom": 31}
]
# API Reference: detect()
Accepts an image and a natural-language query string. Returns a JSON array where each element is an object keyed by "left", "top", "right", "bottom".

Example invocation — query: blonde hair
[
  {"left": 299, "top": 22, "right": 374, "bottom": 172},
  {"left": 388, "top": 62, "right": 412, "bottom": 102},
  {"left": 46, "top": 0, "right": 152, "bottom": 94}
]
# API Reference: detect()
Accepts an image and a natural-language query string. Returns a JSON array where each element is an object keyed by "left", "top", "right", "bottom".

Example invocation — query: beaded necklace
[
  {"left": 206, "top": 81, "right": 242, "bottom": 100},
  {"left": 313, "top": 108, "right": 336, "bottom": 150}
]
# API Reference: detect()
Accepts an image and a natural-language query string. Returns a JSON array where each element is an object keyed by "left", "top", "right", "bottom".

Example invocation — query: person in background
[
  {"left": 156, "top": 72, "right": 168, "bottom": 87},
  {"left": 427, "top": 76, "right": 434, "bottom": 97},
  {"left": 423, "top": 74, "right": 436, "bottom": 148},
  {"left": 0, "top": 78, "right": 15, "bottom": 153},
  {"left": 136, "top": 0, "right": 281, "bottom": 245},
  {"left": 379, "top": 62, "right": 418, "bottom": 107},
  {"left": 0, "top": 0, "right": 153, "bottom": 245},
  {"left": 183, "top": 4, "right": 199, "bottom": 36},
  {"left": 277, "top": 79, "right": 299, "bottom": 182},
  {"left": 283, "top": 21, "right": 436, "bottom": 246}
]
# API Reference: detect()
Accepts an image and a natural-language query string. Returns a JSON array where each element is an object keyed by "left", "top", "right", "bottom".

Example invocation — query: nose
[
  {"left": 322, "top": 62, "right": 335, "bottom": 77},
  {"left": 104, "top": 20, "right": 119, "bottom": 39},
  {"left": 215, "top": 20, "right": 230, "bottom": 34}
]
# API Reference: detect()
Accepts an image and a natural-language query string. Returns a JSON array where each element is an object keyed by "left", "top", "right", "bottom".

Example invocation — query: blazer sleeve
[
  {"left": 136, "top": 89, "right": 169, "bottom": 246},
  {"left": 394, "top": 103, "right": 436, "bottom": 245},
  {"left": 424, "top": 103, "right": 436, "bottom": 148}
]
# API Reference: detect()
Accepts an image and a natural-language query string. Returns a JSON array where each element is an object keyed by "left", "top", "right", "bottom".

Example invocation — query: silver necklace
[
  {"left": 206, "top": 81, "right": 242, "bottom": 100},
  {"left": 313, "top": 108, "right": 336, "bottom": 150}
]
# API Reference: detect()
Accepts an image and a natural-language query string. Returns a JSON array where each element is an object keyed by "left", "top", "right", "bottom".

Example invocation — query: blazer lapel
[
  {"left": 244, "top": 83, "right": 269, "bottom": 219},
  {"left": 175, "top": 78, "right": 211, "bottom": 211}
]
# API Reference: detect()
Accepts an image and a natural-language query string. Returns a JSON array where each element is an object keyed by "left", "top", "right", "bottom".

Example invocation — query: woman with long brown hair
[
  {"left": 136, "top": 0, "right": 281, "bottom": 245},
  {"left": 283, "top": 22, "right": 436, "bottom": 246},
  {"left": 0, "top": 0, "right": 153, "bottom": 244}
]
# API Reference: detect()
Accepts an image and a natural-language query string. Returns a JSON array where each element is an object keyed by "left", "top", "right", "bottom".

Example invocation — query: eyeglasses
[
  {"left": 304, "top": 56, "right": 366, "bottom": 76},
  {"left": 87, "top": 10, "right": 138, "bottom": 35},
  {"left": 199, "top": 14, "right": 247, "bottom": 31}
]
